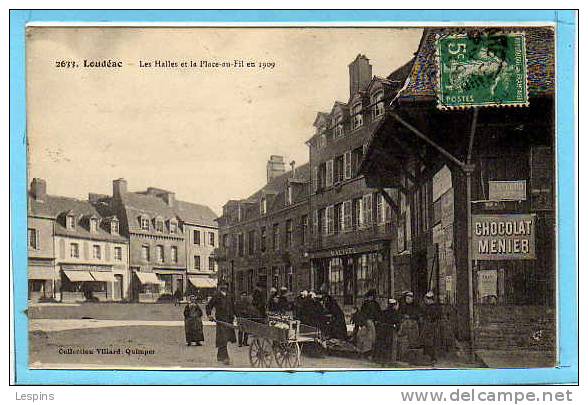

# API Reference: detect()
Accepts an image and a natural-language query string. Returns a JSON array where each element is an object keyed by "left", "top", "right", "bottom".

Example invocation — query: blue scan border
[{"left": 9, "top": 9, "right": 577, "bottom": 385}]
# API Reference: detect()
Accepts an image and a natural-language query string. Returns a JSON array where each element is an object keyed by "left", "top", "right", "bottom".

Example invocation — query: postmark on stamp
[{"left": 436, "top": 32, "right": 528, "bottom": 109}]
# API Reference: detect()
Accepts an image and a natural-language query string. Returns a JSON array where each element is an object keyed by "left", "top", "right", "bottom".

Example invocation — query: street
[{"left": 28, "top": 303, "right": 480, "bottom": 369}]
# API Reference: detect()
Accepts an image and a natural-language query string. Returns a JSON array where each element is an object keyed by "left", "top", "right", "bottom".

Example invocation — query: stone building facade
[
  {"left": 176, "top": 200, "right": 219, "bottom": 298},
  {"left": 28, "top": 178, "right": 130, "bottom": 302},
  {"left": 305, "top": 55, "right": 413, "bottom": 308},
  {"left": 102, "top": 179, "right": 218, "bottom": 302},
  {"left": 217, "top": 56, "right": 416, "bottom": 309},
  {"left": 216, "top": 157, "right": 312, "bottom": 296},
  {"left": 28, "top": 179, "right": 57, "bottom": 301}
]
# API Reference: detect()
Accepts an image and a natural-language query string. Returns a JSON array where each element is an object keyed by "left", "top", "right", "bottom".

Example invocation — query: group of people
[
  {"left": 350, "top": 289, "right": 454, "bottom": 366},
  {"left": 182, "top": 281, "right": 237, "bottom": 364},
  {"left": 292, "top": 289, "right": 348, "bottom": 340},
  {"left": 183, "top": 281, "right": 454, "bottom": 366},
  {"left": 183, "top": 282, "right": 298, "bottom": 365}
]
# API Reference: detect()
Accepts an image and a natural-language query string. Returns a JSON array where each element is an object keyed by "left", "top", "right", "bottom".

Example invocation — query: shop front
[
  {"left": 309, "top": 241, "right": 390, "bottom": 308},
  {"left": 28, "top": 260, "right": 56, "bottom": 302},
  {"left": 155, "top": 269, "right": 185, "bottom": 298},
  {"left": 89, "top": 270, "right": 118, "bottom": 301},
  {"left": 132, "top": 269, "right": 162, "bottom": 303},
  {"left": 59, "top": 264, "right": 119, "bottom": 302},
  {"left": 60, "top": 268, "right": 95, "bottom": 303},
  {"left": 187, "top": 274, "right": 218, "bottom": 301}
]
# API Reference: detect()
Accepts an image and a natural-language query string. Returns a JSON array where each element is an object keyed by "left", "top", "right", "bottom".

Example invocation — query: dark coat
[
  {"left": 235, "top": 296, "right": 250, "bottom": 318},
  {"left": 293, "top": 296, "right": 305, "bottom": 320},
  {"left": 379, "top": 308, "right": 401, "bottom": 339},
  {"left": 267, "top": 293, "right": 280, "bottom": 313},
  {"left": 308, "top": 298, "right": 329, "bottom": 333},
  {"left": 323, "top": 295, "right": 347, "bottom": 340},
  {"left": 360, "top": 299, "right": 381, "bottom": 321},
  {"left": 206, "top": 292, "right": 237, "bottom": 348},
  {"left": 294, "top": 296, "right": 314, "bottom": 326},
  {"left": 276, "top": 295, "right": 290, "bottom": 313},
  {"left": 183, "top": 303, "right": 204, "bottom": 343},
  {"left": 373, "top": 306, "right": 402, "bottom": 362},
  {"left": 252, "top": 288, "right": 266, "bottom": 317},
  {"left": 420, "top": 303, "right": 443, "bottom": 348},
  {"left": 399, "top": 301, "right": 421, "bottom": 321}
]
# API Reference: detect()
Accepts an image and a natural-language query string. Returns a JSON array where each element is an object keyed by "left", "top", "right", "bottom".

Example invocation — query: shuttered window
[
  {"left": 28, "top": 228, "right": 39, "bottom": 250},
  {"left": 70, "top": 243, "right": 79, "bottom": 258},
  {"left": 362, "top": 194, "right": 373, "bottom": 226},
  {"left": 344, "top": 151, "right": 352, "bottom": 179},
  {"left": 326, "top": 159, "right": 334, "bottom": 187},
  {"left": 326, "top": 205, "right": 334, "bottom": 235},
  {"left": 343, "top": 201, "right": 352, "bottom": 231}
]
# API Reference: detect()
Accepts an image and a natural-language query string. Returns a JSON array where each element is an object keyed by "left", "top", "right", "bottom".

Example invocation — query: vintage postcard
[{"left": 19, "top": 17, "right": 570, "bottom": 379}]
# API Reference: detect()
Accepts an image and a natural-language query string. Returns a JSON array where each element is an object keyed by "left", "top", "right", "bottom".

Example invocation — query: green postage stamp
[{"left": 436, "top": 32, "right": 528, "bottom": 109}]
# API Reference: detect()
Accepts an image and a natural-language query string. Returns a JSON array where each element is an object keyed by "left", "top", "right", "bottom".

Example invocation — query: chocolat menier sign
[{"left": 472, "top": 214, "right": 536, "bottom": 260}]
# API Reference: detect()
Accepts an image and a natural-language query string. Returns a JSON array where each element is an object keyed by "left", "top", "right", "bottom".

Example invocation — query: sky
[{"left": 27, "top": 27, "right": 423, "bottom": 215}]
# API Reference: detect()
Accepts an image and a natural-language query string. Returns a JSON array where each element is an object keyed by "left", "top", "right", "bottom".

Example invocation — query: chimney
[
  {"left": 113, "top": 178, "right": 127, "bottom": 200},
  {"left": 30, "top": 178, "right": 47, "bottom": 201},
  {"left": 162, "top": 191, "right": 175, "bottom": 207},
  {"left": 349, "top": 54, "right": 372, "bottom": 97},
  {"left": 146, "top": 187, "right": 175, "bottom": 207},
  {"left": 266, "top": 155, "right": 286, "bottom": 183}
]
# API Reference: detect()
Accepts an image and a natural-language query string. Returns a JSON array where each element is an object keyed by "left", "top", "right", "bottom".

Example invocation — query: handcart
[{"left": 236, "top": 314, "right": 320, "bottom": 368}]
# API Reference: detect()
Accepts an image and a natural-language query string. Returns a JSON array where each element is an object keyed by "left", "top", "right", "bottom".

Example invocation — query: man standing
[
  {"left": 206, "top": 281, "right": 237, "bottom": 365},
  {"left": 235, "top": 291, "right": 252, "bottom": 347},
  {"left": 252, "top": 283, "right": 266, "bottom": 319},
  {"left": 276, "top": 286, "right": 290, "bottom": 313},
  {"left": 420, "top": 291, "right": 442, "bottom": 364},
  {"left": 267, "top": 287, "right": 280, "bottom": 313},
  {"left": 375, "top": 298, "right": 402, "bottom": 365},
  {"left": 397, "top": 291, "right": 422, "bottom": 364},
  {"left": 293, "top": 290, "right": 308, "bottom": 321}
]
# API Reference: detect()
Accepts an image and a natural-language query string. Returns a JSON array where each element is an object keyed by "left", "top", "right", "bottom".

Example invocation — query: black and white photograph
[{"left": 25, "top": 25, "right": 557, "bottom": 370}]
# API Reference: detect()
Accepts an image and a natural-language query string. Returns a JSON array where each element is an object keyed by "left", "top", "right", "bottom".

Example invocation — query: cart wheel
[
  {"left": 274, "top": 341, "right": 301, "bottom": 368},
  {"left": 249, "top": 338, "right": 274, "bottom": 368}
]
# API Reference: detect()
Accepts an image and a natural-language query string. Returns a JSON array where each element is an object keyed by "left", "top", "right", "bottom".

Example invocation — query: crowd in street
[{"left": 182, "top": 281, "right": 457, "bottom": 366}]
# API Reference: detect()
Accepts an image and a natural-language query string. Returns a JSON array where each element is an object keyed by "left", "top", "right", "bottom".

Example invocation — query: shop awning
[
  {"left": 135, "top": 271, "right": 161, "bottom": 285},
  {"left": 63, "top": 270, "right": 94, "bottom": 282},
  {"left": 188, "top": 276, "right": 217, "bottom": 288},
  {"left": 29, "top": 267, "right": 56, "bottom": 280},
  {"left": 90, "top": 271, "right": 117, "bottom": 282}
]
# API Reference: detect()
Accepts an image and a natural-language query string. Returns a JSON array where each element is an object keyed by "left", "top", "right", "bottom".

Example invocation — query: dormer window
[
  {"left": 317, "top": 133, "right": 327, "bottom": 149},
  {"left": 285, "top": 186, "right": 293, "bottom": 206},
  {"left": 155, "top": 218, "right": 164, "bottom": 233},
  {"left": 89, "top": 218, "right": 98, "bottom": 233},
  {"left": 110, "top": 219, "right": 119, "bottom": 234},
  {"left": 140, "top": 216, "right": 150, "bottom": 231},
  {"left": 260, "top": 197, "right": 267, "bottom": 215},
  {"left": 332, "top": 114, "right": 344, "bottom": 138},
  {"left": 371, "top": 90, "right": 385, "bottom": 119},
  {"left": 66, "top": 214, "right": 76, "bottom": 230},
  {"left": 169, "top": 220, "right": 178, "bottom": 234}
]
